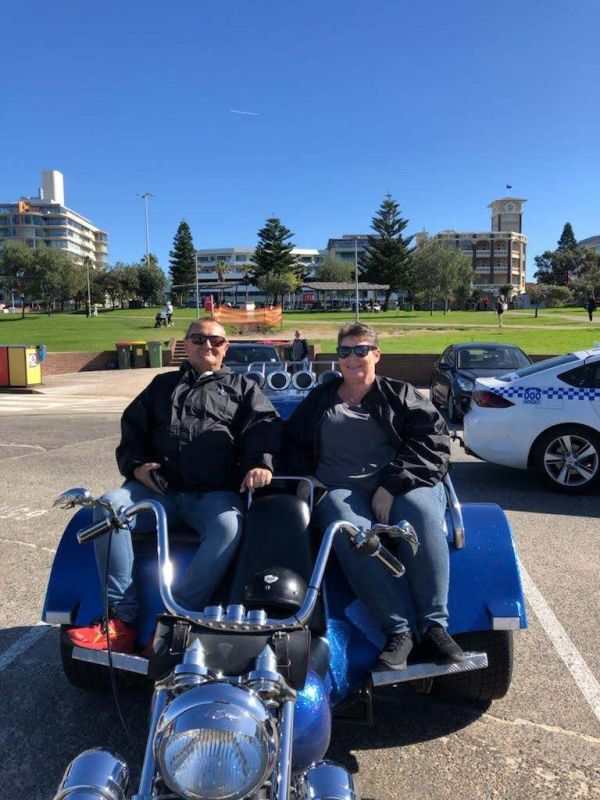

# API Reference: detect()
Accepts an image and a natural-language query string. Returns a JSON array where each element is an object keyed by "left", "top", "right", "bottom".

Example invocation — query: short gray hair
[
  {"left": 186, "top": 319, "right": 227, "bottom": 338},
  {"left": 337, "top": 322, "right": 379, "bottom": 347}
]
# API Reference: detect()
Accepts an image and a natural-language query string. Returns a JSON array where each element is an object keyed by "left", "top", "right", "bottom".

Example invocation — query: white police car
[{"left": 464, "top": 347, "right": 600, "bottom": 493}]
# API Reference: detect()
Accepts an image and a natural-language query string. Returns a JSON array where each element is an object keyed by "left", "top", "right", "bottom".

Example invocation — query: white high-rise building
[{"left": 0, "top": 170, "right": 108, "bottom": 268}]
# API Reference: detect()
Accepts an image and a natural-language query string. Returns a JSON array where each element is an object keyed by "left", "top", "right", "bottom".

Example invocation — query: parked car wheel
[
  {"left": 446, "top": 390, "right": 460, "bottom": 423},
  {"left": 433, "top": 630, "right": 513, "bottom": 705},
  {"left": 532, "top": 425, "right": 600, "bottom": 494}
]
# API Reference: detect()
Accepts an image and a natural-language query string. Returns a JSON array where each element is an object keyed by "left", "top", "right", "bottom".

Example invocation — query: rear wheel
[
  {"left": 60, "top": 626, "right": 110, "bottom": 690},
  {"left": 433, "top": 630, "right": 513, "bottom": 704},
  {"left": 532, "top": 425, "right": 600, "bottom": 494}
]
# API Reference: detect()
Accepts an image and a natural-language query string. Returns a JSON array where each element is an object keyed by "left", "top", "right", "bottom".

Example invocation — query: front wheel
[
  {"left": 433, "top": 630, "right": 513, "bottom": 705},
  {"left": 532, "top": 425, "right": 600, "bottom": 494},
  {"left": 446, "top": 390, "right": 460, "bottom": 423}
]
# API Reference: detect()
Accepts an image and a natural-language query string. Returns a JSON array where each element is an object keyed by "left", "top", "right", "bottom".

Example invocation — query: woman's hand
[
  {"left": 297, "top": 475, "right": 325, "bottom": 503},
  {"left": 371, "top": 486, "right": 394, "bottom": 525}
]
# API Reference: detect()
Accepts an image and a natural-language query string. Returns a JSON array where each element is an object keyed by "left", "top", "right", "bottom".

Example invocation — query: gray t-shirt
[{"left": 315, "top": 397, "right": 397, "bottom": 491}]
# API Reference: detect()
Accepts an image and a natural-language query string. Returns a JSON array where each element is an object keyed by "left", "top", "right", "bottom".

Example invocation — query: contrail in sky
[{"left": 229, "top": 109, "right": 260, "bottom": 116}]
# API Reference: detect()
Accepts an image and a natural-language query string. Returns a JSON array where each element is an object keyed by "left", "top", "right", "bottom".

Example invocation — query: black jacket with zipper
[
  {"left": 116, "top": 363, "right": 281, "bottom": 492},
  {"left": 283, "top": 375, "right": 450, "bottom": 495}
]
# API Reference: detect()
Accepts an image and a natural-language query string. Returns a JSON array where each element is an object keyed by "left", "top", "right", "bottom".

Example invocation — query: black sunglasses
[
  {"left": 186, "top": 334, "right": 227, "bottom": 347},
  {"left": 337, "top": 344, "right": 378, "bottom": 359}
]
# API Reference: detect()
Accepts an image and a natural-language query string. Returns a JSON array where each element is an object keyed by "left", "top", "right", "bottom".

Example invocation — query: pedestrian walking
[
  {"left": 496, "top": 296, "right": 507, "bottom": 328},
  {"left": 586, "top": 295, "right": 597, "bottom": 322}
]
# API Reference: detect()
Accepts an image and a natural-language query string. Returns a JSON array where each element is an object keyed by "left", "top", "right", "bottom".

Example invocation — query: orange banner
[{"left": 212, "top": 305, "right": 283, "bottom": 327}]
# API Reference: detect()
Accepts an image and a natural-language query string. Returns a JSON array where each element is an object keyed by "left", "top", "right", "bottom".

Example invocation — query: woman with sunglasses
[{"left": 283, "top": 322, "right": 463, "bottom": 670}]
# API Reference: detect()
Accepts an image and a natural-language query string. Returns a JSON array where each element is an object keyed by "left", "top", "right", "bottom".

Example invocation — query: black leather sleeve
[{"left": 236, "top": 379, "right": 282, "bottom": 474}]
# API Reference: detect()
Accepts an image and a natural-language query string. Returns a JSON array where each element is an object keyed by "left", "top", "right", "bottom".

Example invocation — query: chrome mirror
[{"left": 53, "top": 488, "right": 94, "bottom": 509}]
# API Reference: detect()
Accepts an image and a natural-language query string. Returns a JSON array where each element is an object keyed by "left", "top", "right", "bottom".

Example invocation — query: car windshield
[
  {"left": 457, "top": 347, "right": 530, "bottom": 370},
  {"left": 225, "top": 346, "right": 279, "bottom": 365},
  {"left": 496, "top": 353, "right": 580, "bottom": 381}
]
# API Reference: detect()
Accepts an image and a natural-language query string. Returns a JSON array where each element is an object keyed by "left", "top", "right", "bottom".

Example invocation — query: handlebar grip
[
  {"left": 373, "top": 544, "right": 405, "bottom": 578},
  {"left": 77, "top": 517, "right": 113, "bottom": 544}
]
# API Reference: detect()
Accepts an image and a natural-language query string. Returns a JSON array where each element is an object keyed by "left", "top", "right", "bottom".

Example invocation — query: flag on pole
[{"left": 506, "top": 184, "right": 512, "bottom": 189}]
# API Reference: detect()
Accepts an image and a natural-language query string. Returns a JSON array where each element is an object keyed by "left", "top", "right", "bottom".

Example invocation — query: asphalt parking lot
[{"left": 1, "top": 376, "right": 599, "bottom": 799}]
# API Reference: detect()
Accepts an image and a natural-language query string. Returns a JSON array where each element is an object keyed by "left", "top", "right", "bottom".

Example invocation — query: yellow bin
[{"left": 8, "top": 345, "right": 42, "bottom": 387}]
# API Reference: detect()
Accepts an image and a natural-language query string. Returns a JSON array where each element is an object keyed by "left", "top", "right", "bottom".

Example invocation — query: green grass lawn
[{"left": 0, "top": 306, "right": 597, "bottom": 355}]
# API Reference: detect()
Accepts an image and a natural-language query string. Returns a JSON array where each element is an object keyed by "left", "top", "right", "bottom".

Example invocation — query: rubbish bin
[
  {"left": 116, "top": 341, "right": 132, "bottom": 370},
  {"left": 0, "top": 346, "right": 9, "bottom": 387},
  {"left": 8, "top": 345, "right": 42, "bottom": 387},
  {"left": 131, "top": 340, "right": 147, "bottom": 368},
  {"left": 147, "top": 341, "right": 163, "bottom": 368}
]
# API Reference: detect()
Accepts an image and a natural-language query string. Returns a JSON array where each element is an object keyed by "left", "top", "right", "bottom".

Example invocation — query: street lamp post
[
  {"left": 84, "top": 257, "right": 92, "bottom": 318},
  {"left": 354, "top": 238, "right": 360, "bottom": 322},
  {"left": 195, "top": 251, "right": 200, "bottom": 320},
  {"left": 137, "top": 192, "right": 154, "bottom": 268}
]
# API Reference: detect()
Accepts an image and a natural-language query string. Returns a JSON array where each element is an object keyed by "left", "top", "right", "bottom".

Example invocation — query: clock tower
[{"left": 488, "top": 197, "right": 526, "bottom": 233}]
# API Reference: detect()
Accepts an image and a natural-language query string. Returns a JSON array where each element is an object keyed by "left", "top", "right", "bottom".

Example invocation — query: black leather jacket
[
  {"left": 117, "top": 364, "right": 281, "bottom": 492},
  {"left": 283, "top": 375, "right": 450, "bottom": 495}
]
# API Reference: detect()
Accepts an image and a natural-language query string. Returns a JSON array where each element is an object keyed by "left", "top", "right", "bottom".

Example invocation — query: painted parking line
[
  {"left": 0, "top": 622, "right": 52, "bottom": 674},
  {"left": 521, "top": 564, "right": 600, "bottom": 725}
]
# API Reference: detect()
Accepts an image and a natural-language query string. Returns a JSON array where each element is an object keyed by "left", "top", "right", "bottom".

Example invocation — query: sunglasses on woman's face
[
  {"left": 186, "top": 334, "right": 227, "bottom": 347},
  {"left": 336, "top": 344, "right": 378, "bottom": 359}
]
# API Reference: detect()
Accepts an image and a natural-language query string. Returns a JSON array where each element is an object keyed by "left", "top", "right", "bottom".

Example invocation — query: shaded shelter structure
[{"left": 301, "top": 282, "right": 389, "bottom": 308}]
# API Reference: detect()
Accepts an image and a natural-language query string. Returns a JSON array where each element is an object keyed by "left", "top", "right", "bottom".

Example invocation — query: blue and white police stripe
[{"left": 493, "top": 386, "right": 600, "bottom": 401}]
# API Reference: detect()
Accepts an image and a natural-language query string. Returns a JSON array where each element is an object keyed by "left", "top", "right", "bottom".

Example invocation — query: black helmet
[{"left": 244, "top": 567, "right": 308, "bottom": 617}]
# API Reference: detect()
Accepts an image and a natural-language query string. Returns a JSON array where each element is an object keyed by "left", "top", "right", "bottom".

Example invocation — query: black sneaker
[
  {"left": 420, "top": 624, "right": 465, "bottom": 663},
  {"left": 374, "top": 632, "right": 413, "bottom": 671}
]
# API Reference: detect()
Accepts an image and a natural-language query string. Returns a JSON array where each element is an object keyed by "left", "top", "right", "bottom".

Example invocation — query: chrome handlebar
[{"left": 71, "top": 495, "right": 417, "bottom": 633}]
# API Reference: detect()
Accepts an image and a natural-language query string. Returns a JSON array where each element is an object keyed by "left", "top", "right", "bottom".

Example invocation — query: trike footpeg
[
  {"left": 72, "top": 646, "right": 150, "bottom": 675},
  {"left": 370, "top": 651, "right": 488, "bottom": 687}
]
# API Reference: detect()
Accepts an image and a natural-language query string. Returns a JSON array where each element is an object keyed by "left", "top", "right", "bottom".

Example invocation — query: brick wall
[{"left": 42, "top": 351, "right": 117, "bottom": 376}]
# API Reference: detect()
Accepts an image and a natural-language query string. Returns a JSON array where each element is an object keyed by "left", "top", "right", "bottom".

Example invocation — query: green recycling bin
[
  {"left": 131, "top": 340, "right": 147, "bottom": 368},
  {"left": 148, "top": 341, "right": 163, "bottom": 368},
  {"left": 116, "top": 341, "right": 132, "bottom": 370}
]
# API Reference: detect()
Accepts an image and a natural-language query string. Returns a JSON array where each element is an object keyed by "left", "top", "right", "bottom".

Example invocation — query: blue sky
[{"left": 2, "top": 0, "right": 598, "bottom": 278}]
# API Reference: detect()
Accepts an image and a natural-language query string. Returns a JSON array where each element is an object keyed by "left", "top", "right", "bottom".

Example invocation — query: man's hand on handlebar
[
  {"left": 133, "top": 462, "right": 168, "bottom": 494},
  {"left": 240, "top": 467, "right": 272, "bottom": 492}
]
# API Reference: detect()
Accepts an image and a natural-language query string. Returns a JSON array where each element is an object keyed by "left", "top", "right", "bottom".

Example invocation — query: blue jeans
[
  {"left": 93, "top": 481, "right": 244, "bottom": 623},
  {"left": 314, "top": 483, "right": 449, "bottom": 636}
]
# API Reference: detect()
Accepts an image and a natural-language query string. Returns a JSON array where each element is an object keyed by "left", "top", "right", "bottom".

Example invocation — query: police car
[{"left": 464, "top": 347, "right": 600, "bottom": 493}]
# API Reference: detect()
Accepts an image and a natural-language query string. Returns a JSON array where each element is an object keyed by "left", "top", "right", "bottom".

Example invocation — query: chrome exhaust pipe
[
  {"left": 300, "top": 760, "right": 359, "bottom": 800},
  {"left": 53, "top": 749, "right": 129, "bottom": 800}
]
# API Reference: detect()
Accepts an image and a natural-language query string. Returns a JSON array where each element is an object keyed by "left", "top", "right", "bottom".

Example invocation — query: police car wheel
[{"left": 533, "top": 425, "right": 600, "bottom": 494}]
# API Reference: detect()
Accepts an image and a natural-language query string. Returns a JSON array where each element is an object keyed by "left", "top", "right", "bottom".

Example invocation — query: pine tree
[
  {"left": 360, "top": 194, "right": 414, "bottom": 310},
  {"left": 250, "top": 217, "right": 302, "bottom": 304},
  {"left": 169, "top": 221, "right": 196, "bottom": 305},
  {"left": 557, "top": 223, "right": 577, "bottom": 252}
]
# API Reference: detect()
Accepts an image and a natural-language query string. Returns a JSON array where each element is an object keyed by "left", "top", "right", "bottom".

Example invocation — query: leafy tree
[
  {"left": 169, "top": 220, "right": 196, "bottom": 305},
  {"left": 250, "top": 217, "right": 302, "bottom": 305},
  {"left": 314, "top": 253, "right": 354, "bottom": 283},
  {"left": 557, "top": 222, "right": 578, "bottom": 252},
  {"left": 101, "top": 263, "right": 139, "bottom": 308},
  {"left": 545, "top": 285, "right": 571, "bottom": 307},
  {"left": 360, "top": 194, "right": 414, "bottom": 310},
  {"left": 215, "top": 259, "right": 230, "bottom": 304},
  {"left": 0, "top": 241, "right": 35, "bottom": 304},
  {"left": 138, "top": 253, "right": 166, "bottom": 304},
  {"left": 526, "top": 283, "right": 548, "bottom": 318},
  {"left": 411, "top": 238, "right": 473, "bottom": 314}
]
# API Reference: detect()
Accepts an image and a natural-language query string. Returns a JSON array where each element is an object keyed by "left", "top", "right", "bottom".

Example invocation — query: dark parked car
[
  {"left": 224, "top": 342, "right": 281, "bottom": 374},
  {"left": 430, "top": 342, "right": 531, "bottom": 422}
]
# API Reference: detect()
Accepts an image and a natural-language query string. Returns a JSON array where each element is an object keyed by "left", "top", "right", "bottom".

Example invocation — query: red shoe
[{"left": 66, "top": 617, "right": 137, "bottom": 654}]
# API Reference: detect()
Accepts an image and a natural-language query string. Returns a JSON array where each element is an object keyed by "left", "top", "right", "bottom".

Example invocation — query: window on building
[
  {"left": 235, "top": 255, "right": 248, "bottom": 262},
  {"left": 460, "top": 240, "right": 473, "bottom": 251},
  {"left": 476, "top": 240, "right": 490, "bottom": 251}
]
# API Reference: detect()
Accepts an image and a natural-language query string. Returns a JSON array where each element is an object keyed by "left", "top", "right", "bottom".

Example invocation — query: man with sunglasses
[
  {"left": 66, "top": 319, "right": 280, "bottom": 654},
  {"left": 284, "top": 322, "right": 463, "bottom": 671}
]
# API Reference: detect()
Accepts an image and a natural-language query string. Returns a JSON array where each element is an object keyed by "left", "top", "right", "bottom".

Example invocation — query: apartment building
[
  {"left": 432, "top": 198, "right": 527, "bottom": 294},
  {"left": 0, "top": 171, "right": 108, "bottom": 268}
]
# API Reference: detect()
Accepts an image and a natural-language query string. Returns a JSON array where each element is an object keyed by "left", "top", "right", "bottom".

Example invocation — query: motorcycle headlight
[{"left": 155, "top": 683, "right": 278, "bottom": 800}]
